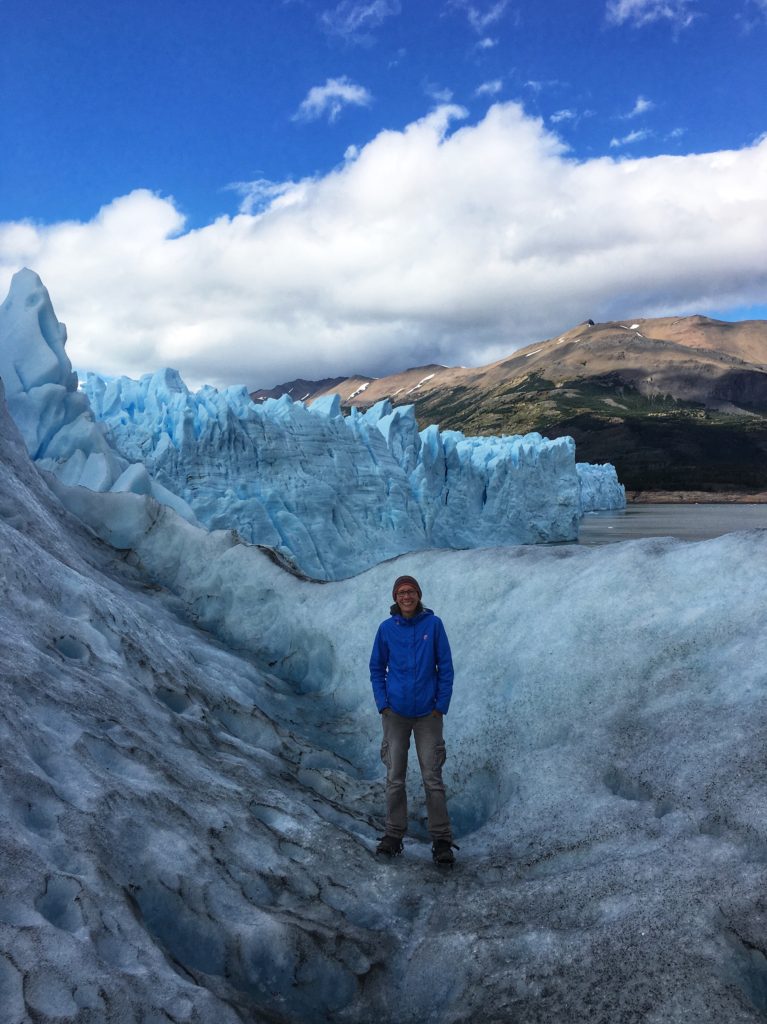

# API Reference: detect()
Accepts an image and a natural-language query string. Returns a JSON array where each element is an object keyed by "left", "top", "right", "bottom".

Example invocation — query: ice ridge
[
  {"left": 0, "top": 269, "right": 197, "bottom": 522},
  {"left": 577, "top": 461, "right": 626, "bottom": 512},
  {"left": 82, "top": 366, "right": 585, "bottom": 577},
  {"left": 0, "top": 268, "right": 623, "bottom": 580}
]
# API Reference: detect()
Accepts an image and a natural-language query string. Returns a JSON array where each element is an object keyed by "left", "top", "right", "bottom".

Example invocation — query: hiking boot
[
  {"left": 431, "top": 839, "right": 459, "bottom": 866},
  {"left": 376, "top": 834, "right": 404, "bottom": 857}
]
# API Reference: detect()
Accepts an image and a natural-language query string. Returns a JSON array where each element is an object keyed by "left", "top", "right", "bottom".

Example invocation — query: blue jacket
[{"left": 369, "top": 608, "right": 454, "bottom": 717}]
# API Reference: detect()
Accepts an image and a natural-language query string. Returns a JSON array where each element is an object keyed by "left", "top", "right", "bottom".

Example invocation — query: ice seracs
[
  {"left": 82, "top": 367, "right": 587, "bottom": 577},
  {"left": 0, "top": 268, "right": 624, "bottom": 581},
  {"left": 577, "top": 461, "right": 626, "bottom": 512},
  {"left": 0, "top": 268, "right": 123, "bottom": 490},
  {"left": 0, "top": 269, "right": 197, "bottom": 522}
]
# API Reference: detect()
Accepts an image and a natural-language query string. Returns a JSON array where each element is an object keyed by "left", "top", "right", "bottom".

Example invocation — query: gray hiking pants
[{"left": 380, "top": 710, "right": 452, "bottom": 841}]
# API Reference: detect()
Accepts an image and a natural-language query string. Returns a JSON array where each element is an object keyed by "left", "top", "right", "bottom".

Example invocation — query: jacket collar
[{"left": 390, "top": 607, "right": 433, "bottom": 625}]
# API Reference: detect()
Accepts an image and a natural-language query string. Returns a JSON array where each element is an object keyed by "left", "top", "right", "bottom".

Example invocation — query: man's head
[{"left": 392, "top": 575, "right": 422, "bottom": 618}]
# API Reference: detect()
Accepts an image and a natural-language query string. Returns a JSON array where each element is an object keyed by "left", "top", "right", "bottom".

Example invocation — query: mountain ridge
[{"left": 251, "top": 314, "right": 767, "bottom": 494}]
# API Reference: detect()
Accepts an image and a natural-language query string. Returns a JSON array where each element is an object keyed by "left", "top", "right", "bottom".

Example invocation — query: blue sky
[{"left": 2, "top": 0, "right": 767, "bottom": 388}]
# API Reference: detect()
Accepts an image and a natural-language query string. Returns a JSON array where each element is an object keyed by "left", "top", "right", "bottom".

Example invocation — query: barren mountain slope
[{"left": 252, "top": 315, "right": 767, "bottom": 494}]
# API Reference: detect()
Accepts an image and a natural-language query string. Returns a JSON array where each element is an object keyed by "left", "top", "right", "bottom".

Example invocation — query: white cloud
[
  {"left": 610, "top": 128, "right": 652, "bottom": 147},
  {"left": 606, "top": 0, "right": 697, "bottom": 28},
  {"left": 525, "top": 79, "right": 561, "bottom": 94},
  {"left": 227, "top": 178, "right": 305, "bottom": 215},
  {"left": 475, "top": 80, "right": 503, "bottom": 98},
  {"left": 426, "top": 83, "right": 454, "bottom": 103},
  {"left": 550, "top": 109, "right": 577, "bottom": 124},
  {"left": 3, "top": 102, "right": 767, "bottom": 390},
  {"left": 476, "top": 36, "right": 498, "bottom": 48},
  {"left": 293, "top": 77, "right": 372, "bottom": 123},
  {"left": 321, "top": 0, "right": 400, "bottom": 44},
  {"left": 625, "top": 95, "right": 654, "bottom": 118},
  {"left": 450, "top": 0, "right": 509, "bottom": 34},
  {"left": 736, "top": 0, "right": 767, "bottom": 32}
]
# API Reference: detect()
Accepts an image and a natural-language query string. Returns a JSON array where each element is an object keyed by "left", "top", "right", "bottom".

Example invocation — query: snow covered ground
[{"left": 2, "top": 371, "right": 767, "bottom": 1022}]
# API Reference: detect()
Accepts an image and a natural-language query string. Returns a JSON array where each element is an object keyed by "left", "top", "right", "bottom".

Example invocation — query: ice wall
[
  {"left": 81, "top": 367, "right": 584, "bottom": 577},
  {"left": 0, "top": 268, "right": 622, "bottom": 581},
  {"left": 0, "top": 269, "right": 196, "bottom": 522},
  {"left": 0, "top": 268, "right": 123, "bottom": 490},
  {"left": 577, "top": 461, "right": 626, "bottom": 511}
]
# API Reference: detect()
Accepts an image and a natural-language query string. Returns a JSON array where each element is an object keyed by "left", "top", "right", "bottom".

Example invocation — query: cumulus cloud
[
  {"left": 2, "top": 102, "right": 767, "bottom": 390},
  {"left": 227, "top": 177, "right": 307, "bottom": 215},
  {"left": 293, "top": 77, "right": 372, "bottom": 123},
  {"left": 475, "top": 79, "right": 503, "bottom": 98},
  {"left": 321, "top": 0, "right": 400, "bottom": 44},
  {"left": 550, "top": 109, "right": 577, "bottom": 124},
  {"left": 606, "top": 0, "right": 697, "bottom": 28}
]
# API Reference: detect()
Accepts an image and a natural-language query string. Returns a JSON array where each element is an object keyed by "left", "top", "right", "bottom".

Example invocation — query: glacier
[
  {"left": 81, "top": 368, "right": 584, "bottom": 578},
  {"left": 0, "top": 270, "right": 197, "bottom": 524},
  {"left": 577, "top": 460, "right": 625, "bottom": 512},
  {"left": 1, "top": 369, "right": 766, "bottom": 1022},
  {"left": 1, "top": 268, "right": 624, "bottom": 580}
]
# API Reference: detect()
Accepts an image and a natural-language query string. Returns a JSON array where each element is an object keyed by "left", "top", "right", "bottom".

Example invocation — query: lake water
[{"left": 577, "top": 503, "right": 767, "bottom": 545}]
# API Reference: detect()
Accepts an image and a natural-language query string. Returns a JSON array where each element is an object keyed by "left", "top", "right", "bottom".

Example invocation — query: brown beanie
[{"left": 392, "top": 575, "right": 422, "bottom": 600}]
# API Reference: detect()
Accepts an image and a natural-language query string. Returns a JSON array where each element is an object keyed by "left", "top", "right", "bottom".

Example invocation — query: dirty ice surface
[
  {"left": 0, "top": 268, "right": 624, "bottom": 581},
  {"left": 1, "top": 373, "right": 767, "bottom": 1022}
]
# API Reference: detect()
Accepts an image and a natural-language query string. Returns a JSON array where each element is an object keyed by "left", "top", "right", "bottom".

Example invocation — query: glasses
[{"left": 396, "top": 589, "right": 418, "bottom": 598}]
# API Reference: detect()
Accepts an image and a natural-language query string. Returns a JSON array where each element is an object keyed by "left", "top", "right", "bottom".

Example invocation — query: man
[{"left": 369, "top": 574, "right": 458, "bottom": 866}]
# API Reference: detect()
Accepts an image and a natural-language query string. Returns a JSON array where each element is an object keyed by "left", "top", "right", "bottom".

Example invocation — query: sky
[{"left": 1, "top": 0, "right": 767, "bottom": 390}]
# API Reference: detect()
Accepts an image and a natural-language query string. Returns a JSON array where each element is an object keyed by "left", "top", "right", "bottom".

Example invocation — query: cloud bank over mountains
[{"left": 2, "top": 101, "right": 766, "bottom": 390}]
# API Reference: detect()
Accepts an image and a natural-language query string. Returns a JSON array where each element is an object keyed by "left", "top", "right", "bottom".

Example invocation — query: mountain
[
  {"left": 250, "top": 375, "right": 347, "bottom": 403},
  {"left": 254, "top": 315, "right": 767, "bottom": 495}
]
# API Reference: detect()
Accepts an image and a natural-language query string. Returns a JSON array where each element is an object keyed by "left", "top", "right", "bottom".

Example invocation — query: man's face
[{"left": 395, "top": 586, "right": 419, "bottom": 617}]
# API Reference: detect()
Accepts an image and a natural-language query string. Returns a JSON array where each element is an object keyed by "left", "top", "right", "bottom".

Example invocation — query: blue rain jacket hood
[{"left": 369, "top": 607, "right": 454, "bottom": 717}]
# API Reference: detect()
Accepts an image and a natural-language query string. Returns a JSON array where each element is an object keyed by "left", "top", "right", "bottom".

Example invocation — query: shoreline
[{"left": 626, "top": 490, "right": 767, "bottom": 504}]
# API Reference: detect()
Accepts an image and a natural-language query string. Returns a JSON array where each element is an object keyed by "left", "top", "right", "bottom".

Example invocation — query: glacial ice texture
[
  {"left": 4, "top": 391, "right": 767, "bottom": 1021},
  {"left": 2, "top": 373, "right": 767, "bottom": 1022},
  {"left": 0, "top": 269, "right": 197, "bottom": 525},
  {"left": 577, "top": 460, "right": 626, "bottom": 511},
  {"left": 0, "top": 269, "right": 624, "bottom": 580},
  {"left": 82, "top": 367, "right": 587, "bottom": 578}
]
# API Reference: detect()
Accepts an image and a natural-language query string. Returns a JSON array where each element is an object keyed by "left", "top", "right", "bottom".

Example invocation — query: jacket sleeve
[
  {"left": 434, "top": 618, "right": 454, "bottom": 715},
  {"left": 369, "top": 624, "right": 389, "bottom": 712}
]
